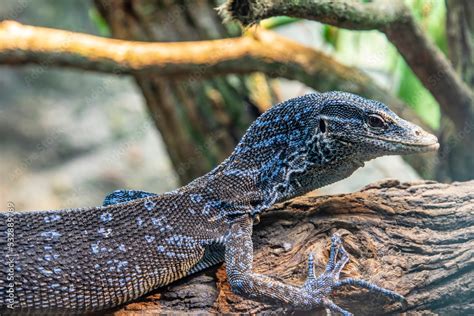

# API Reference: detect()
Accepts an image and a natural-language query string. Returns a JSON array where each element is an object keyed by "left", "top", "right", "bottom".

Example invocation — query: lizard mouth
[{"left": 365, "top": 135, "right": 439, "bottom": 152}]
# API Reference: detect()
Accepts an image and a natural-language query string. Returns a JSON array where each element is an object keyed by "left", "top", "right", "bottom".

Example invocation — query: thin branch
[
  {"left": 0, "top": 20, "right": 426, "bottom": 129},
  {"left": 218, "top": 0, "right": 408, "bottom": 29},
  {"left": 219, "top": 0, "right": 474, "bottom": 128}
]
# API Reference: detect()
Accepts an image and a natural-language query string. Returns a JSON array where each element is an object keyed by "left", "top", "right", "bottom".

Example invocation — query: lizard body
[{"left": 0, "top": 92, "right": 438, "bottom": 315}]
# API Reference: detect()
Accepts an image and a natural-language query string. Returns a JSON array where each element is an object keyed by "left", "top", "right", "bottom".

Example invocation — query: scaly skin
[{"left": 0, "top": 92, "right": 438, "bottom": 315}]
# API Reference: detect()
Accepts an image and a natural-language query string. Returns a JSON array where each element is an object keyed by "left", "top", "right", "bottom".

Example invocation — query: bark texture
[{"left": 108, "top": 179, "right": 474, "bottom": 315}]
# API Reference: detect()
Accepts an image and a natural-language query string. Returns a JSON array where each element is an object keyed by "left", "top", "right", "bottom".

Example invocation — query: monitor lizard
[{"left": 0, "top": 91, "right": 439, "bottom": 315}]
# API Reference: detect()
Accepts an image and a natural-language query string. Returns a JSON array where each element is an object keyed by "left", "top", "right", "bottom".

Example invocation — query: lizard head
[
  {"left": 227, "top": 91, "right": 439, "bottom": 207},
  {"left": 316, "top": 91, "right": 439, "bottom": 160}
]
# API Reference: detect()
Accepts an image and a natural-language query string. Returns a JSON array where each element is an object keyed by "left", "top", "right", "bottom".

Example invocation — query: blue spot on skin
[
  {"left": 117, "top": 261, "right": 128, "bottom": 272},
  {"left": 44, "top": 245, "right": 53, "bottom": 251},
  {"left": 289, "top": 129, "right": 301, "bottom": 140},
  {"left": 94, "top": 264, "right": 100, "bottom": 269},
  {"left": 44, "top": 254, "right": 59, "bottom": 261},
  {"left": 91, "top": 243, "right": 100, "bottom": 254},
  {"left": 49, "top": 283, "right": 60, "bottom": 289},
  {"left": 40, "top": 231, "right": 61, "bottom": 240},
  {"left": 157, "top": 245, "right": 165, "bottom": 252},
  {"left": 98, "top": 227, "right": 112, "bottom": 238},
  {"left": 38, "top": 267, "right": 53, "bottom": 276},
  {"left": 144, "top": 235, "right": 155, "bottom": 243},
  {"left": 150, "top": 216, "right": 171, "bottom": 232},
  {"left": 118, "top": 244, "right": 126, "bottom": 252},
  {"left": 165, "top": 235, "right": 196, "bottom": 248},
  {"left": 44, "top": 214, "right": 61, "bottom": 223},
  {"left": 159, "top": 225, "right": 172, "bottom": 233},
  {"left": 53, "top": 267, "right": 62, "bottom": 274},
  {"left": 190, "top": 194, "right": 203, "bottom": 203},
  {"left": 144, "top": 199, "right": 156, "bottom": 211},
  {"left": 100, "top": 212, "right": 113, "bottom": 223},
  {"left": 202, "top": 200, "right": 226, "bottom": 216},
  {"left": 136, "top": 217, "right": 143, "bottom": 227}
]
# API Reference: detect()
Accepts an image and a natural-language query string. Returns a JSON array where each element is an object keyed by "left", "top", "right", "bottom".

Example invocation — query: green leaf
[
  {"left": 396, "top": 57, "right": 440, "bottom": 129},
  {"left": 261, "top": 16, "right": 300, "bottom": 29},
  {"left": 88, "top": 8, "right": 111, "bottom": 37},
  {"left": 322, "top": 25, "right": 339, "bottom": 49}
]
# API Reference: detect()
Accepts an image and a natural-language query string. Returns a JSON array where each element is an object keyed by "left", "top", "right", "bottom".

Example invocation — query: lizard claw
[{"left": 303, "top": 234, "right": 406, "bottom": 315}]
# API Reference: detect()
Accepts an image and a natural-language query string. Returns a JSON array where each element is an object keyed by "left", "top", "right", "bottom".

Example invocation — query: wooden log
[{"left": 110, "top": 179, "right": 474, "bottom": 315}]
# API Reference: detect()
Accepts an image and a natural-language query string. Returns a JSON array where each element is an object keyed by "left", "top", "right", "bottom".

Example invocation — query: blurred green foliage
[
  {"left": 327, "top": 0, "right": 446, "bottom": 129},
  {"left": 396, "top": 0, "right": 446, "bottom": 129},
  {"left": 261, "top": 16, "right": 300, "bottom": 29},
  {"left": 88, "top": 8, "right": 110, "bottom": 37},
  {"left": 323, "top": 25, "right": 339, "bottom": 49}
]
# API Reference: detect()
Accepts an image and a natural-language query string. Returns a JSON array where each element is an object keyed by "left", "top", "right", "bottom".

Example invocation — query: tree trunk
[
  {"left": 108, "top": 179, "right": 473, "bottom": 315},
  {"left": 438, "top": 0, "right": 474, "bottom": 181},
  {"left": 94, "top": 0, "right": 271, "bottom": 184}
]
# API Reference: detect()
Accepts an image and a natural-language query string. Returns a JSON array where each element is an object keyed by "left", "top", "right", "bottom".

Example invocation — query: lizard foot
[{"left": 303, "top": 234, "right": 406, "bottom": 315}]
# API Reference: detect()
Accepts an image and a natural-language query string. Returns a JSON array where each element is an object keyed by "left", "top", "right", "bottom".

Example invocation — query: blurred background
[{"left": 0, "top": 0, "right": 471, "bottom": 210}]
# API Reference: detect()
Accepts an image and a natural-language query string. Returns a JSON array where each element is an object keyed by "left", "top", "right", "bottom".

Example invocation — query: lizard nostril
[{"left": 415, "top": 130, "right": 421, "bottom": 136}]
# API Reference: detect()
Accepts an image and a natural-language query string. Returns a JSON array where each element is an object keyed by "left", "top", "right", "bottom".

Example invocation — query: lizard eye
[{"left": 367, "top": 114, "right": 385, "bottom": 129}]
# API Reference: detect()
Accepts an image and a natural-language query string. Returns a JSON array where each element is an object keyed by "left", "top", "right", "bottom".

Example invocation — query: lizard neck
[
  {"left": 190, "top": 95, "right": 368, "bottom": 215},
  {"left": 210, "top": 132, "right": 364, "bottom": 215}
]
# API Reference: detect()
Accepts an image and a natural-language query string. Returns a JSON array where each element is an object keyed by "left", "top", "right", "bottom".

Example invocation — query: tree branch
[
  {"left": 219, "top": 0, "right": 474, "bottom": 128},
  {"left": 112, "top": 180, "right": 474, "bottom": 315},
  {"left": 218, "top": 0, "right": 408, "bottom": 29},
  {"left": 0, "top": 20, "right": 428, "bottom": 130}
]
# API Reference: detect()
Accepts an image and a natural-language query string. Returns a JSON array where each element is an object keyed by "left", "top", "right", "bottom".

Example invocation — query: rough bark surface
[{"left": 106, "top": 179, "right": 474, "bottom": 315}]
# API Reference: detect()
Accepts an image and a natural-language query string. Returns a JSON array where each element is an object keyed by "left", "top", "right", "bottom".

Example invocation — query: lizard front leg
[{"left": 225, "top": 215, "right": 405, "bottom": 314}]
